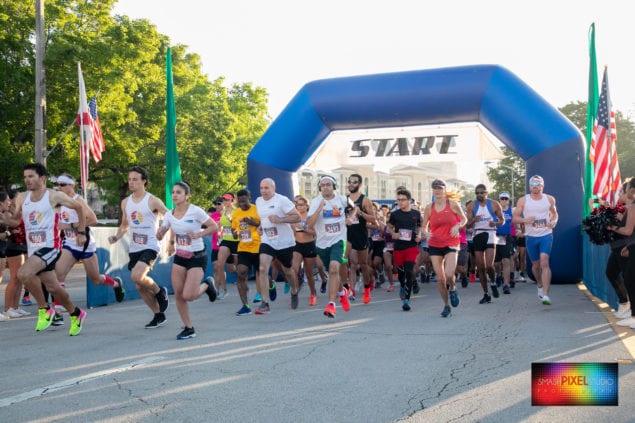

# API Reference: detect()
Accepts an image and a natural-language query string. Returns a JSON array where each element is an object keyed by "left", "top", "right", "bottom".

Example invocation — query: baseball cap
[
  {"left": 431, "top": 179, "right": 446, "bottom": 188},
  {"left": 499, "top": 192, "right": 510, "bottom": 199},
  {"left": 221, "top": 192, "right": 235, "bottom": 201},
  {"left": 214, "top": 196, "right": 223, "bottom": 205}
]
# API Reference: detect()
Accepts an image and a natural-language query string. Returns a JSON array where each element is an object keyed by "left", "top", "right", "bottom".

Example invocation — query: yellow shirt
[{"left": 231, "top": 205, "right": 261, "bottom": 253}]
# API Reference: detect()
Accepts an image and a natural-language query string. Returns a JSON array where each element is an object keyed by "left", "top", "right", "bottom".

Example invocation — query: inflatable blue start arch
[{"left": 247, "top": 64, "right": 585, "bottom": 283}]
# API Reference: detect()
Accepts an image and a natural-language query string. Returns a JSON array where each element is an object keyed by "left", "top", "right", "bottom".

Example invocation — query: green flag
[
  {"left": 165, "top": 47, "right": 181, "bottom": 209},
  {"left": 584, "top": 23, "right": 598, "bottom": 217}
]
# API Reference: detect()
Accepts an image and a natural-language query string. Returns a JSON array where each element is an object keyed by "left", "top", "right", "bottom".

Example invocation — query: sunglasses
[
  {"left": 500, "top": 198, "right": 509, "bottom": 200},
  {"left": 475, "top": 191, "right": 487, "bottom": 194},
  {"left": 529, "top": 182, "right": 542, "bottom": 187},
  {"left": 215, "top": 202, "right": 222, "bottom": 205},
  {"left": 396, "top": 198, "right": 409, "bottom": 202},
  {"left": 55, "top": 183, "right": 68, "bottom": 187},
  {"left": 347, "top": 180, "right": 360, "bottom": 184}
]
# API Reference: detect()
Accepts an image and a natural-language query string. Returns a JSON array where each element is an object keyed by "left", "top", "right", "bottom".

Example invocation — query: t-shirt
[
  {"left": 388, "top": 208, "right": 422, "bottom": 250},
  {"left": 161, "top": 205, "right": 210, "bottom": 253},
  {"left": 231, "top": 205, "right": 261, "bottom": 253},
  {"left": 256, "top": 193, "right": 296, "bottom": 250},
  {"left": 307, "top": 194, "right": 348, "bottom": 249}
]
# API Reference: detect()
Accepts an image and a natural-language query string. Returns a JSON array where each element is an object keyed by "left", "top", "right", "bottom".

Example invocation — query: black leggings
[
  {"left": 623, "top": 245, "right": 635, "bottom": 317},
  {"left": 606, "top": 247, "right": 629, "bottom": 304},
  {"left": 397, "top": 262, "right": 415, "bottom": 300}
]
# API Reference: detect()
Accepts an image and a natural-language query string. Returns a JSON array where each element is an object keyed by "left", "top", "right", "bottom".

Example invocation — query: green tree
[
  {"left": 0, "top": 0, "right": 269, "bottom": 215},
  {"left": 559, "top": 101, "right": 635, "bottom": 180},
  {"left": 485, "top": 147, "right": 526, "bottom": 203}
]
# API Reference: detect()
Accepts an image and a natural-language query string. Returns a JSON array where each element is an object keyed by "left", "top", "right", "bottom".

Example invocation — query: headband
[{"left": 57, "top": 175, "right": 76, "bottom": 185}]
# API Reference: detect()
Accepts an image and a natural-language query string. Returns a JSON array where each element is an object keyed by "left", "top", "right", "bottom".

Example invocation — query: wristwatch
[{"left": 77, "top": 230, "right": 86, "bottom": 235}]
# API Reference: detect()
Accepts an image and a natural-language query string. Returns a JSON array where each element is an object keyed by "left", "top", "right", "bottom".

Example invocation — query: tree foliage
[
  {"left": 559, "top": 101, "right": 635, "bottom": 180},
  {"left": 0, "top": 0, "right": 269, "bottom": 214}
]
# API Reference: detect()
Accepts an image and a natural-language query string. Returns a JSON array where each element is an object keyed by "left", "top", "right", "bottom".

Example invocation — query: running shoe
[
  {"left": 479, "top": 293, "right": 491, "bottom": 304},
  {"left": 362, "top": 287, "right": 371, "bottom": 304},
  {"left": 441, "top": 305, "right": 451, "bottom": 317},
  {"left": 69, "top": 309, "right": 87, "bottom": 336},
  {"left": 541, "top": 295, "right": 552, "bottom": 305},
  {"left": 283, "top": 282, "right": 291, "bottom": 294},
  {"left": 145, "top": 313, "right": 167, "bottom": 329},
  {"left": 339, "top": 289, "right": 351, "bottom": 312},
  {"left": 217, "top": 290, "right": 226, "bottom": 301},
  {"left": 387, "top": 284, "right": 395, "bottom": 292},
  {"left": 156, "top": 286, "right": 169, "bottom": 312},
  {"left": 255, "top": 302, "right": 270, "bottom": 315},
  {"left": 113, "top": 276, "right": 125, "bottom": 303},
  {"left": 320, "top": 282, "right": 327, "bottom": 294},
  {"left": 461, "top": 276, "right": 468, "bottom": 288},
  {"left": 449, "top": 290, "right": 460, "bottom": 307},
  {"left": 176, "top": 327, "right": 196, "bottom": 340},
  {"left": 291, "top": 293, "right": 299, "bottom": 310},
  {"left": 204, "top": 277, "right": 218, "bottom": 302},
  {"left": 0, "top": 312, "right": 8, "bottom": 322},
  {"left": 6, "top": 308, "right": 24, "bottom": 318},
  {"left": 537, "top": 287, "right": 544, "bottom": 300},
  {"left": 309, "top": 294, "right": 317, "bottom": 306},
  {"left": 323, "top": 303, "right": 336, "bottom": 318},
  {"left": 269, "top": 281, "right": 278, "bottom": 302},
  {"left": 490, "top": 284, "right": 500, "bottom": 298},
  {"left": 413, "top": 281, "right": 420, "bottom": 294},
  {"left": 236, "top": 305, "right": 252, "bottom": 316},
  {"left": 35, "top": 307, "right": 55, "bottom": 332},
  {"left": 503, "top": 285, "right": 511, "bottom": 295},
  {"left": 402, "top": 300, "right": 411, "bottom": 311},
  {"left": 21, "top": 296, "right": 32, "bottom": 306},
  {"left": 52, "top": 313, "right": 64, "bottom": 326},
  {"left": 253, "top": 292, "right": 262, "bottom": 303},
  {"left": 348, "top": 288, "right": 356, "bottom": 302},
  {"left": 617, "top": 317, "right": 635, "bottom": 327}
]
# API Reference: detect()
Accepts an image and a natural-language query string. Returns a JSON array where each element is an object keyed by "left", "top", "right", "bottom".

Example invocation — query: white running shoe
[
  {"left": 16, "top": 308, "right": 31, "bottom": 316},
  {"left": 537, "top": 287, "right": 544, "bottom": 300},
  {"left": 541, "top": 295, "right": 552, "bottom": 305},
  {"left": 6, "top": 308, "right": 24, "bottom": 318},
  {"left": 0, "top": 312, "right": 9, "bottom": 322},
  {"left": 614, "top": 302, "right": 631, "bottom": 318},
  {"left": 616, "top": 317, "right": 635, "bottom": 327}
]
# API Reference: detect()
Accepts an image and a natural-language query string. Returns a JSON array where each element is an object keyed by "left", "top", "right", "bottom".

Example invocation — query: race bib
[
  {"left": 325, "top": 222, "right": 341, "bottom": 234},
  {"left": 385, "top": 241, "right": 394, "bottom": 251},
  {"left": 222, "top": 226, "right": 233, "bottom": 236},
  {"left": 29, "top": 231, "right": 46, "bottom": 245},
  {"left": 132, "top": 232, "right": 148, "bottom": 245},
  {"left": 399, "top": 228, "right": 413, "bottom": 241},
  {"left": 64, "top": 228, "right": 77, "bottom": 239},
  {"left": 176, "top": 234, "right": 192, "bottom": 247},
  {"left": 264, "top": 227, "right": 278, "bottom": 239},
  {"left": 533, "top": 218, "right": 548, "bottom": 228},
  {"left": 240, "top": 230, "right": 252, "bottom": 242}
]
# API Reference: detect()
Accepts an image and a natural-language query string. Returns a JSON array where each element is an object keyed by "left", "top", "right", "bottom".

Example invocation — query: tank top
[
  {"left": 220, "top": 210, "right": 237, "bottom": 241},
  {"left": 473, "top": 199, "right": 497, "bottom": 234},
  {"left": 429, "top": 200, "right": 460, "bottom": 248},
  {"left": 59, "top": 194, "right": 96, "bottom": 253},
  {"left": 610, "top": 208, "right": 635, "bottom": 249},
  {"left": 125, "top": 192, "right": 160, "bottom": 253},
  {"left": 23, "top": 190, "right": 61, "bottom": 256},
  {"left": 347, "top": 194, "right": 367, "bottom": 233},
  {"left": 497, "top": 207, "right": 513, "bottom": 236},
  {"left": 523, "top": 194, "right": 552, "bottom": 237}
]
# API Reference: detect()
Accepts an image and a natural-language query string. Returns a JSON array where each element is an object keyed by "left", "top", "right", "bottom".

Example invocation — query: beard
[{"left": 348, "top": 185, "right": 359, "bottom": 194}]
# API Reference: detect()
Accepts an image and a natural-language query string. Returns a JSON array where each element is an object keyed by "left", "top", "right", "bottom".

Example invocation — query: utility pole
[{"left": 34, "top": 0, "right": 47, "bottom": 165}]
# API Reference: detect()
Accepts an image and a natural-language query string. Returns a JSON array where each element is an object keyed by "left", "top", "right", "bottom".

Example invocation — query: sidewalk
[{"left": 1, "top": 272, "right": 634, "bottom": 422}]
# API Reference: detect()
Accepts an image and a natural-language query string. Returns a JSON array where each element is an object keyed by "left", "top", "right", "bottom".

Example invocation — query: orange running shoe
[
  {"left": 309, "top": 294, "right": 317, "bottom": 306},
  {"left": 363, "top": 287, "right": 371, "bottom": 304},
  {"left": 323, "top": 303, "right": 336, "bottom": 318},
  {"left": 339, "top": 289, "right": 351, "bottom": 312}
]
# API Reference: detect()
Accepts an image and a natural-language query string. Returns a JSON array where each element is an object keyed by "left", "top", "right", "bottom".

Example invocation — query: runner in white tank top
[
  {"left": 2, "top": 164, "right": 88, "bottom": 335},
  {"left": 108, "top": 166, "right": 170, "bottom": 328},
  {"left": 512, "top": 175, "right": 558, "bottom": 305}
]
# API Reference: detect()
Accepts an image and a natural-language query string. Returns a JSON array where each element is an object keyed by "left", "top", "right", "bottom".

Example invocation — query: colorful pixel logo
[
  {"left": 28, "top": 211, "right": 42, "bottom": 226},
  {"left": 130, "top": 211, "right": 144, "bottom": 225},
  {"left": 60, "top": 211, "right": 70, "bottom": 222},
  {"left": 532, "top": 362, "right": 618, "bottom": 406}
]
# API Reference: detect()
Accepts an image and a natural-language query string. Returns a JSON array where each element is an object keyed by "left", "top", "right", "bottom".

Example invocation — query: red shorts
[{"left": 392, "top": 246, "right": 419, "bottom": 266}]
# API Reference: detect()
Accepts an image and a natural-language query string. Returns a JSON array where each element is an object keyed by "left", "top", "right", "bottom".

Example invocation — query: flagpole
[
  {"left": 165, "top": 47, "right": 182, "bottom": 208},
  {"left": 584, "top": 23, "right": 598, "bottom": 217}
]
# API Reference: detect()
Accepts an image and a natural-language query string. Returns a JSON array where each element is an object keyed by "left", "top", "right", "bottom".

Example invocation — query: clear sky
[{"left": 112, "top": 0, "right": 635, "bottom": 121}]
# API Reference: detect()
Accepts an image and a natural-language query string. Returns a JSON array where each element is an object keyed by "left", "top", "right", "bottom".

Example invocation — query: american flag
[
  {"left": 88, "top": 96, "right": 105, "bottom": 163},
  {"left": 590, "top": 67, "right": 621, "bottom": 206}
]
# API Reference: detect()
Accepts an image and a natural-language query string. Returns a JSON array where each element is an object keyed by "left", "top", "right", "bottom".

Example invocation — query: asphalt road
[{"left": 1, "top": 266, "right": 634, "bottom": 422}]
